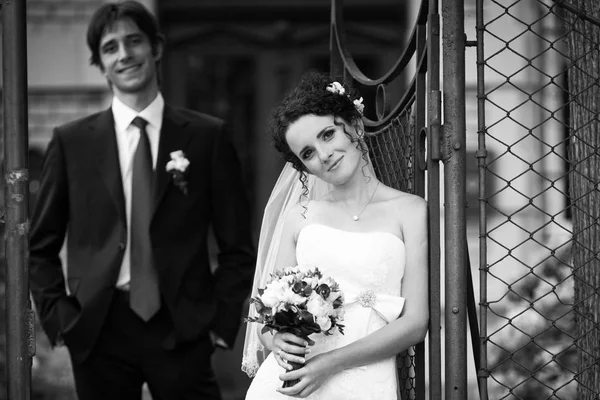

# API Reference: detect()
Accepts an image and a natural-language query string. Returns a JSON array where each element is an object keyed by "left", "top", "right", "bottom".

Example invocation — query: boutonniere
[{"left": 165, "top": 150, "right": 190, "bottom": 195}]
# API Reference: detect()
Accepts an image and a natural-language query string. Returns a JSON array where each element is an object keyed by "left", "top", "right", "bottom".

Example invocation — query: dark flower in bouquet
[{"left": 246, "top": 265, "right": 345, "bottom": 387}]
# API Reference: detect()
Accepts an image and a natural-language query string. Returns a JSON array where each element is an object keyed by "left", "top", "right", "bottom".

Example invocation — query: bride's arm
[
  {"left": 278, "top": 196, "right": 429, "bottom": 396},
  {"left": 329, "top": 196, "right": 429, "bottom": 367},
  {"left": 256, "top": 205, "right": 310, "bottom": 365}
]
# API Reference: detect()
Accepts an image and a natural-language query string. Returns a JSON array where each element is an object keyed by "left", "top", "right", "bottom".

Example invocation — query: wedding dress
[{"left": 245, "top": 223, "right": 406, "bottom": 400}]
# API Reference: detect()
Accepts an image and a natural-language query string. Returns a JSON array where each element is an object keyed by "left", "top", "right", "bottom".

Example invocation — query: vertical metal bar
[
  {"left": 442, "top": 0, "right": 468, "bottom": 398},
  {"left": 414, "top": 22, "right": 427, "bottom": 198},
  {"left": 427, "top": 0, "right": 442, "bottom": 396},
  {"left": 329, "top": 0, "right": 345, "bottom": 78},
  {"left": 413, "top": 13, "right": 428, "bottom": 400},
  {"left": 2, "top": 1, "right": 33, "bottom": 399},
  {"left": 475, "top": 0, "right": 489, "bottom": 397}
]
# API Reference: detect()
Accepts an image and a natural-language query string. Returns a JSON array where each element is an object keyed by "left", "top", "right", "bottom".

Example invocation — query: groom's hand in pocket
[{"left": 209, "top": 331, "right": 229, "bottom": 349}]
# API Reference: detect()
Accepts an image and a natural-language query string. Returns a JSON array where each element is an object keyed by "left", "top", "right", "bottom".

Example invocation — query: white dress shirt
[{"left": 112, "top": 93, "right": 164, "bottom": 288}]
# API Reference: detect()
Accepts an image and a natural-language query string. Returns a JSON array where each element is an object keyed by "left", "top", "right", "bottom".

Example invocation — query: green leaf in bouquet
[{"left": 250, "top": 297, "right": 266, "bottom": 313}]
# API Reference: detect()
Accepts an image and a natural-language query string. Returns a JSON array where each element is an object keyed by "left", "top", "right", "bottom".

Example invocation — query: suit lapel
[
  {"left": 153, "top": 105, "right": 192, "bottom": 214},
  {"left": 91, "top": 108, "right": 127, "bottom": 225}
]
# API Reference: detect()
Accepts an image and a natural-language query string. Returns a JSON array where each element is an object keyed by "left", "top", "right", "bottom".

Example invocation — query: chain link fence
[
  {"left": 367, "top": 98, "right": 419, "bottom": 400},
  {"left": 479, "top": 0, "right": 599, "bottom": 398},
  {"left": 368, "top": 101, "right": 416, "bottom": 196}
]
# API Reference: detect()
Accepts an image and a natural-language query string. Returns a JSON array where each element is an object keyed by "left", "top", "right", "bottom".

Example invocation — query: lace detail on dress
[{"left": 362, "top": 258, "right": 390, "bottom": 293}]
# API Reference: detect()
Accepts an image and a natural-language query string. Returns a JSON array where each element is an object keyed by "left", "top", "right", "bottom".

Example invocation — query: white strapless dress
[{"left": 245, "top": 223, "right": 406, "bottom": 400}]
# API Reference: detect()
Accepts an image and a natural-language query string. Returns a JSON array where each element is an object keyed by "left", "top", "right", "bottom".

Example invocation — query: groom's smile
[{"left": 118, "top": 64, "right": 142, "bottom": 75}]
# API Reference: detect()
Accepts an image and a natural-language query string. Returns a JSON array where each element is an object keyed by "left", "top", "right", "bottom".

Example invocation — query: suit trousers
[{"left": 68, "top": 289, "right": 221, "bottom": 400}]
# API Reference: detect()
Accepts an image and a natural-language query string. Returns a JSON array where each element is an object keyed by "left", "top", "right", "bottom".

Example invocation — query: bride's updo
[{"left": 270, "top": 70, "right": 364, "bottom": 173}]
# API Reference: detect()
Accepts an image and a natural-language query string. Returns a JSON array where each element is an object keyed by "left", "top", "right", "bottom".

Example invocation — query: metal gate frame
[
  {"left": 330, "top": 0, "right": 508, "bottom": 399},
  {"left": 330, "top": 0, "right": 468, "bottom": 398}
]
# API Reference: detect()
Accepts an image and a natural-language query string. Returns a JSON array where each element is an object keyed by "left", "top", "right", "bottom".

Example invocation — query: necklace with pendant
[{"left": 332, "top": 181, "right": 380, "bottom": 222}]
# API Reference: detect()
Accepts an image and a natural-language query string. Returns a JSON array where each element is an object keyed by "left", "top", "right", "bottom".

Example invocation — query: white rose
[
  {"left": 304, "top": 276, "right": 319, "bottom": 288},
  {"left": 316, "top": 315, "right": 332, "bottom": 331},
  {"left": 306, "top": 295, "right": 334, "bottom": 331},
  {"left": 165, "top": 160, "right": 177, "bottom": 172},
  {"left": 279, "top": 286, "right": 306, "bottom": 306},
  {"left": 260, "top": 280, "right": 287, "bottom": 308},
  {"left": 166, "top": 151, "right": 190, "bottom": 172},
  {"left": 318, "top": 276, "right": 336, "bottom": 288},
  {"left": 174, "top": 157, "right": 190, "bottom": 171},
  {"left": 170, "top": 150, "right": 185, "bottom": 159}
]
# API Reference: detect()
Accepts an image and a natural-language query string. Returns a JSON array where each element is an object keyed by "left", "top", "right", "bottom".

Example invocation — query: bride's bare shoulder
[{"left": 378, "top": 185, "right": 427, "bottom": 208}]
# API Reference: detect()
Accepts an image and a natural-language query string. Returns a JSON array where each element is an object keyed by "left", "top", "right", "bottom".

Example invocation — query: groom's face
[{"left": 98, "top": 18, "right": 162, "bottom": 97}]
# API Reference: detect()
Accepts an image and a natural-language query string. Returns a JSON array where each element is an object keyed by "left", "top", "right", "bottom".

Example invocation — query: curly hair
[
  {"left": 270, "top": 70, "right": 366, "bottom": 173},
  {"left": 270, "top": 71, "right": 369, "bottom": 216}
]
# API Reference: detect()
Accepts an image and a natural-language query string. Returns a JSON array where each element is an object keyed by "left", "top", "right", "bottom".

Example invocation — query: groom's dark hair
[{"left": 86, "top": 0, "right": 165, "bottom": 70}]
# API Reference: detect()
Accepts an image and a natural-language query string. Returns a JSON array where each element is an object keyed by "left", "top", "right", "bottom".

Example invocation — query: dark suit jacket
[{"left": 29, "top": 105, "right": 256, "bottom": 364}]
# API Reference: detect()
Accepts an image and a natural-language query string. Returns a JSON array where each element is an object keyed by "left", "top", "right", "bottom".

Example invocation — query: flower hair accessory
[
  {"left": 326, "top": 81, "right": 365, "bottom": 115},
  {"left": 326, "top": 81, "right": 346, "bottom": 95},
  {"left": 353, "top": 97, "right": 365, "bottom": 115},
  {"left": 165, "top": 150, "right": 189, "bottom": 195}
]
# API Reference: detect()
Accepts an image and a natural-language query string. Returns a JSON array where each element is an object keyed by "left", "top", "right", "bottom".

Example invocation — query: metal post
[
  {"left": 427, "top": 0, "right": 442, "bottom": 397},
  {"left": 2, "top": 0, "right": 34, "bottom": 399},
  {"left": 413, "top": 15, "right": 428, "bottom": 400},
  {"left": 442, "top": 0, "right": 468, "bottom": 398},
  {"left": 475, "top": 0, "right": 489, "bottom": 397},
  {"left": 329, "top": 0, "right": 345, "bottom": 79}
]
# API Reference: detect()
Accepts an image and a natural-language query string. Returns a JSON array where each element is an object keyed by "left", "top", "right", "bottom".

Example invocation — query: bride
[{"left": 242, "top": 71, "right": 428, "bottom": 399}]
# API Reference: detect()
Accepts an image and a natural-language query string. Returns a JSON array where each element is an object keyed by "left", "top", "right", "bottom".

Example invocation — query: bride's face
[{"left": 285, "top": 114, "right": 363, "bottom": 184}]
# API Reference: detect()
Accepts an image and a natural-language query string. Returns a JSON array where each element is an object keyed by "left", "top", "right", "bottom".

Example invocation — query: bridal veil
[{"left": 241, "top": 162, "right": 331, "bottom": 377}]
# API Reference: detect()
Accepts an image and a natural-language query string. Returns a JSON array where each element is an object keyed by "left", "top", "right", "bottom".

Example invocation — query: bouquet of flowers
[{"left": 246, "top": 265, "right": 345, "bottom": 387}]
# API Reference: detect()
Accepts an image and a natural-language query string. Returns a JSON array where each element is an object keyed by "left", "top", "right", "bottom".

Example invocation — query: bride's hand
[
  {"left": 276, "top": 353, "right": 333, "bottom": 397},
  {"left": 271, "top": 332, "right": 311, "bottom": 371}
]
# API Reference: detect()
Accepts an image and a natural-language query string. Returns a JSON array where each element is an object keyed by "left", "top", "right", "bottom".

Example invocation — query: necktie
[{"left": 129, "top": 116, "right": 160, "bottom": 321}]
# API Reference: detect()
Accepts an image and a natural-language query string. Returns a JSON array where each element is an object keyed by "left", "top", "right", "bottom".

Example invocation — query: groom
[{"left": 29, "top": 1, "right": 255, "bottom": 399}]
